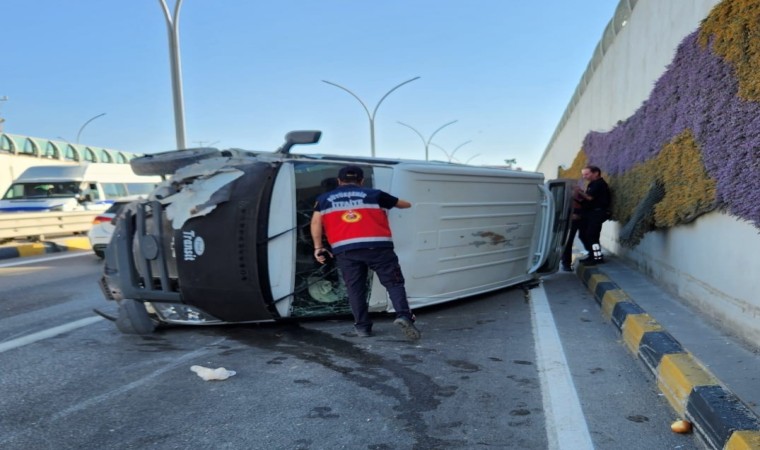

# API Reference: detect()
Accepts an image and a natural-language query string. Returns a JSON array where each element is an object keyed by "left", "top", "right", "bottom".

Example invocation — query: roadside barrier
[
  {"left": 0, "top": 237, "right": 91, "bottom": 260},
  {"left": 0, "top": 211, "right": 98, "bottom": 241},
  {"left": 575, "top": 262, "right": 760, "bottom": 450}
]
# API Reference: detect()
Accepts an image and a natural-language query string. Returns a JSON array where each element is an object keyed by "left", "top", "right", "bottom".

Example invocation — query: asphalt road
[{"left": 0, "top": 252, "right": 698, "bottom": 450}]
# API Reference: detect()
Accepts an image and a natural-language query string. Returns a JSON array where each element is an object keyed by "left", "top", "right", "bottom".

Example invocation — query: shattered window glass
[{"left": 289, "top": 161, "right": 374, "bottom": 318}]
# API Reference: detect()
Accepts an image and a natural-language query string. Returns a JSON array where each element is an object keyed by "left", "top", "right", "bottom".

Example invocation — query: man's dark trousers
[
  {"left": 579, "top": 210, "right": 608, "bottom": 258},
  {"left": 335, "top": 247, "right": 412, "bottom": 331}
]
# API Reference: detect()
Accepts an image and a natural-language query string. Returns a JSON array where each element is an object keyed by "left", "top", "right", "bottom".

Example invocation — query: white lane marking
[
  {"left": 0, "top": 338, "right": 227, "bottom": 447},
  {"left": 0, "top": 251, "right": 92, "bottom": 268},
  {"left": 530, "top": 284, "right": 595, "bottom": 450},
  {"left": 50, "top": 339, "right": 227, "bottom": 421},
  {"left": 0, "top": 316, "right": 103, "bottom": 354}
]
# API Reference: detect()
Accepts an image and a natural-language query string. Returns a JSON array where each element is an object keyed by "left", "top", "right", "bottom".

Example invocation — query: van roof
[
  {"left": 14, "top": 163, "right": 156, "bottom": 183},
  {"left": 16, "top": 164, "right": 90, "bottom": 181}
]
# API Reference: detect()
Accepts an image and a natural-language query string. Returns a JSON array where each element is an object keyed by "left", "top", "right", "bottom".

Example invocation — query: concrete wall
[{"left": 537, "top": 0, "right": 760, "bottom": 346}]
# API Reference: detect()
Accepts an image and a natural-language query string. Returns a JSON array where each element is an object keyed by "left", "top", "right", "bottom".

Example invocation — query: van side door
[{"left": 530, "top": 179, "right": 573, "bottom": 274}]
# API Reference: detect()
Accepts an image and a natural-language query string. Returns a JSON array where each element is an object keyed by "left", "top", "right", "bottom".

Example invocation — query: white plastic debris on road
[{"left": 190, "top": 365, "right": 237, "bottom": 381}]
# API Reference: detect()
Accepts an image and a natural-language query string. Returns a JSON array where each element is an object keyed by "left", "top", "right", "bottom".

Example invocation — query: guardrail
[{"left": 0, "top": 211, "right": 98, "bottom": 240}]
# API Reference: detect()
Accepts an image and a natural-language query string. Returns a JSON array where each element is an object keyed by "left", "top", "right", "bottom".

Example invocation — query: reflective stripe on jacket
[{"left": 316, "top": 186, "right": 394, "bottom": 254}]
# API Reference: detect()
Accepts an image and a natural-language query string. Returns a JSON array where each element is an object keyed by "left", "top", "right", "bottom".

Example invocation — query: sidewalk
[
  {"left": 574, "top": 255, "right": 760, "bottom": 450},
  {"left": 0, "top": 236, "right": 91, "bottom": 260}
]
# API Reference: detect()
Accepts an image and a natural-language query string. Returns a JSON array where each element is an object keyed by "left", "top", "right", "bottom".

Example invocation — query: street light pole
[
  {"left": 322, "top": 77, "right": 420, "bottom": 157},
  {"left": 76, "top": 113, "right": 107, "bottom": 143},
  {"left": 397, "top": 120, "right": 457, "bottom": 161},
  {"left": 0, "top": 96, "right": 8, "bottom": 132},
  {"left": 430, "top": 140, "right": 472, "bottom": 162},
  {"left": 158, "top": 0, "right": 187, "bottom": 149}
]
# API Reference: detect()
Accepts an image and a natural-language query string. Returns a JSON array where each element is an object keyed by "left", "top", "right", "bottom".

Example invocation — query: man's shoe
[
  {"left": 561, "top": 264, "right": 573, "bottom": 272},
  {"left": 579, "top": 257, "right": 597, "bottom": 266},
  {"left": 394, "top": 317, "right": 421, "bottom": 340},
  {"left": 353, "top": 327, "right": 372, "bottom": 337}
]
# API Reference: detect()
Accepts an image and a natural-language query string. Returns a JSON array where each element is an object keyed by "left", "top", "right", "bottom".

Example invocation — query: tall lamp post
[
  {"left": 397, "top": 120, "right": 457, "bottom": 161},
  {"left": 322, "top": 77, "right": 420, "bottom": 157},
  {"left": 0, "top": 96, "right": 7, "bottom": 132},
  {"left": 159, "top": 0, "right": 187, "bottom": 149},
  {"left": 76, "top": 113, "right": 107, "bottom": 143}
]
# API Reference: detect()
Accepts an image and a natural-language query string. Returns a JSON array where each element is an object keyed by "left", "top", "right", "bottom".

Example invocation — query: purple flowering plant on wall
[{"left": 574, "top": 0, "right": 760, "bottom": 233}]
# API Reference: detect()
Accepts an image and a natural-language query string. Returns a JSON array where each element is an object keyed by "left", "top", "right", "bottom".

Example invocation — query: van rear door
[{"left": 530, "top": 179, "right": 573, "bottom": 275}]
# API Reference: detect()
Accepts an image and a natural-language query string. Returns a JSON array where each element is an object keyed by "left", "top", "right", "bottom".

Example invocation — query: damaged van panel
[
  {"left": 100, "top": 130, "right": 572, "bottom": 334},
  {"left": 150, "top": 157, "right": 246, "bottom": 229},
  {"left": 163, "top": 169, "right": 244, "bottom": 229}
]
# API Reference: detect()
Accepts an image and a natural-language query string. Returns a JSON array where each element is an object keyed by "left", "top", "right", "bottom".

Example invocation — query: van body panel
[{"left": 386, "top": 164, "right": 546, "bottom": 308}]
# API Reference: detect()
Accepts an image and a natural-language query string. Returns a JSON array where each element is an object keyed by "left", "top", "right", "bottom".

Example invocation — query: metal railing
[{"left": 0, "top": 211, "right": 98, "bottom": 240}]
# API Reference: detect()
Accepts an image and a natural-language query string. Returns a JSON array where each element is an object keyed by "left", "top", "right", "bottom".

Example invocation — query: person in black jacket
[{"left": 576, "top": 165, "right": 611, "bottom": 264}]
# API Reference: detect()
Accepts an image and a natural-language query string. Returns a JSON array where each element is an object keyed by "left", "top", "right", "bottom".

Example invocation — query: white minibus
[{"left": 0, "top": 163, "right": 161, "bottom": 213}]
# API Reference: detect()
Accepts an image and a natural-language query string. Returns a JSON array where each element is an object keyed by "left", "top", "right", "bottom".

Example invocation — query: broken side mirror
[{"left": 275, "top": 130, "right": 322, "bottom": 154}]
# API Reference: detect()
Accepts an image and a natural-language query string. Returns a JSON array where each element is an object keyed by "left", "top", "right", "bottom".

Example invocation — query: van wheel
[
  {"left": 116, "top": 299, "right": 157, "bottom": 335},
  {"left": 130, "top": 148, "right": 220, "bottom": 176}
]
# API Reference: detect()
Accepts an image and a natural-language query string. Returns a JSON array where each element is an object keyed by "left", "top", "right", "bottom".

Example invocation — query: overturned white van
[
  {"left": 100, "top": 131, "right": 572, "bottom": 334},
  {"left": 0, "top": 163, "right": 160, "bottom": 213}
]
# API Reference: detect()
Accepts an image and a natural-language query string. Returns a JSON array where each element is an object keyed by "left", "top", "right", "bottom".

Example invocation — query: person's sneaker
[
  {"left": 394, "top": 317, "right": 421, "bottom": 340},
  {"left": 353, "top": 327, "right": 372, "bottom": 337},
  {"left": 561, "top": 264, "right": 573, "bottom": 272},
  {"left": 579, "top": 257, "right": 597, "bottom": 266}
]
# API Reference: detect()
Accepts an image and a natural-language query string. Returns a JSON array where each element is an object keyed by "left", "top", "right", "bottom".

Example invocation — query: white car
[{"left": 88, "top": 198, "right": 140, "bottom": 258}]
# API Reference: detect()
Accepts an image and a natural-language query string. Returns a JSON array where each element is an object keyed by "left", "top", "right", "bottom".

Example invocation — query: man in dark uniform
[
  {"left": 576, "top": 165, "right": 611, "bottom": 265},
  {"left": 310, "top": 165, "right": 420, "bottom": 340}
]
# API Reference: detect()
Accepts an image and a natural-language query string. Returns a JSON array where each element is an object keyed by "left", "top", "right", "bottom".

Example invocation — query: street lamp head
[
  {"left": 323, "top": 77, "right": 420, "bottom": 157},
  {"left": 76, "top": 113, "right": 107, "bottom": 144},
  {"left": 397, "top": 120, "right": 457, "bottom": 161}
]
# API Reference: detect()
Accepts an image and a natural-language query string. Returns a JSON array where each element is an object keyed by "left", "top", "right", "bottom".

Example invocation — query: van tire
[
  {"left": 130, "top": 148, "right": 220, "bottom": 176},
  {"left": 116, "top": 299, "right": 157, "bottom": 335}
]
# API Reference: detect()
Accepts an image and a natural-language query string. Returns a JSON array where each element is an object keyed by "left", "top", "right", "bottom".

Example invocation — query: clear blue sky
[{"left": 2, "top": 1, "right": 618, "bottom": 170}]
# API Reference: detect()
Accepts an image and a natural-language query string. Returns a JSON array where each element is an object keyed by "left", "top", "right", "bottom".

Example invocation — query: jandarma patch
[{"left": 341, "top": 211, "right": 362, "bottom": 223}]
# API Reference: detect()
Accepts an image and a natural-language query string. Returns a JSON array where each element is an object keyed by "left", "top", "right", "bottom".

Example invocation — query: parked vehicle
[
  {"left": 0, "top": 164, "right": 160, "bottom": 213},
  {"left": 88, "top": 197, "right": 144, "bottom": 258},
  {"left": 100, "top": 131, "right": 572, "bottom": 334}
]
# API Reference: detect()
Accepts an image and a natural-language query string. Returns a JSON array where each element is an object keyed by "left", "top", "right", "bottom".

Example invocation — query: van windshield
[{"left": 2, "top": 182, "right": 81, "bottom": 200}]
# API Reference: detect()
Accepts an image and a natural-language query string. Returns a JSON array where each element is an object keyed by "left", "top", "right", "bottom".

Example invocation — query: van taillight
[{"left": 92, "top": 216, "right": 112, "bottom": 225}]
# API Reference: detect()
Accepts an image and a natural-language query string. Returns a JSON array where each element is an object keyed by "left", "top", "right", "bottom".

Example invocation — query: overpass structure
[{"left": 537, "top": 0, "right": 759, "bottom": 349}]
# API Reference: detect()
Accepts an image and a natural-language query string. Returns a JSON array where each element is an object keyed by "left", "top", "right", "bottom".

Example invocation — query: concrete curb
[
  {"left": 575, "top": 261, "right": 760, "bottom": 450},
  {"left": 0, "top": 237, "right": 91, "bottom": 260}
]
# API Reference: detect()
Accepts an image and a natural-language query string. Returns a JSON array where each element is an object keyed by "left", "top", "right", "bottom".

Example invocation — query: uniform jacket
[{"left": 315, "top": 185, "right": 398, "bottom": 254}]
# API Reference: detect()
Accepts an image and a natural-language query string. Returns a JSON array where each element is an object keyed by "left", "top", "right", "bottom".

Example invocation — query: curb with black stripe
[
  {"left": 0, "top": 237, "right": 91, "bottom": 261},
  {"left": 576, "top": 261, "right": 760, "bottom": 450}
]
